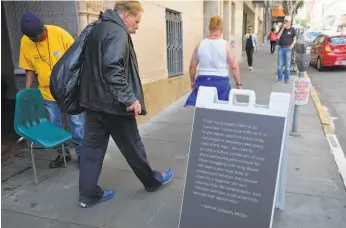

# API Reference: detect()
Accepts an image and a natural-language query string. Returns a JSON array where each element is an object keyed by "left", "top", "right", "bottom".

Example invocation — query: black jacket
[{"left": 80, "top": 9, "right": 146, "bottom": 116}]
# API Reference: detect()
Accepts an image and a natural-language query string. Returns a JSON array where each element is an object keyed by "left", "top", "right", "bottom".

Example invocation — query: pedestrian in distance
[
  {"left": 276, "top": 16, "right": 297, "bottom": 83},
  {"left": 268, "top": 28, "right": 277, "bottom": 54},
  {"left": 243, "top": 26, "right": 259, "bottom": 71}
]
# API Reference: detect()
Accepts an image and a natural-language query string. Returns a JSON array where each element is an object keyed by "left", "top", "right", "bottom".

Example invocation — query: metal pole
[
  {"left": 2, "top": 137, "right": 24, "bottom": 155},
  {"left": 290, "top": 71, "right": 304, "bottom": 136}
]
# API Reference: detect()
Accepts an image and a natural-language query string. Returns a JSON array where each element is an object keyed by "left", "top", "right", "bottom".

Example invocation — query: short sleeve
[
  {"left": 18, "top": 38, "right": 35, "bottom": 71},
  {"left": 59, "top": 27, "right": 75, "bottom": 51},
  {"left": 292, "top": 28, "right": 297, "bottom": 38}
]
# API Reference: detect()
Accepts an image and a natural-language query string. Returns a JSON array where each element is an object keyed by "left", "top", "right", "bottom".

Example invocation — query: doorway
[
  {"left": 223, "top": 0, "right": 230, "bottom": 40},
  {"left": 243, "top": 12, "right": 247, "bottom": 37},
  {"left": 1, "top": 2, "right": 20, "bottom": 155}
]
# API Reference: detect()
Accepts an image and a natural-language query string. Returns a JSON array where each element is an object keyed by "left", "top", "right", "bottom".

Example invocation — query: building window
[{"left": 166, "top": 9, "right": 183, "bottom": 77}]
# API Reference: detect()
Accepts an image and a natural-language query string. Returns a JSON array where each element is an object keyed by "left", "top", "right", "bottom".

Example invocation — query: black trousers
[
  {"left": 270, "top": 41, "right": 276, "bottom": 53},
  {"left": 79, "top": 109, "right": 162, "bottom": 203},
  {"left": 245, "top": 47, "right": 254, "bottom": 67}
]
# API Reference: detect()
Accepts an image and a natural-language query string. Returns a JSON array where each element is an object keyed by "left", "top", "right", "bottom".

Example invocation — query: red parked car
[{"left": 310, "top": 33, "right": 346, "bottom": 71}]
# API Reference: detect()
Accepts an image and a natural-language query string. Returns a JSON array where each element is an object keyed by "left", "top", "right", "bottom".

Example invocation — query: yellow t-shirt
[{"left": 19, "top": 25, "right": 74, "bottom": 101}]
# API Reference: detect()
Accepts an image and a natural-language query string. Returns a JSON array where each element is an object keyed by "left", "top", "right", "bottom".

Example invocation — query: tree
[
  {"left": 295, "top": 18, "right": 309, "bottom": 28},
  {"left": 282, "top": 0, "right": 305, "bottom": 19}
]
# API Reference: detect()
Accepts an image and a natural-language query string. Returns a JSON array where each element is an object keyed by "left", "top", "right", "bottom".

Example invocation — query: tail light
[{"left": 325, "top": 45, "right": 332, "bottom": 52}]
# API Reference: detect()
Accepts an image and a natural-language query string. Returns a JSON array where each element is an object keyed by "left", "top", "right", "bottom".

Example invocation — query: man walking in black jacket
[{"left": 78, "top": 1, "right": 174, "bottom": 208}]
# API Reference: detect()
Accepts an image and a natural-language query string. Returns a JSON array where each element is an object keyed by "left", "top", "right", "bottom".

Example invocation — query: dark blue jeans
[
  {"left": 277, "top": 47, "right": 292, "bottom": 82},
  {"left": 44, "top": 100, "right": 84, "bottom": 156}
]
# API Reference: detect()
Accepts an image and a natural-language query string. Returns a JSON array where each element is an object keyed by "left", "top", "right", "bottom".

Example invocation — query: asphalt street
[{"left": 307, "top": 65, "right": 346, "bottom": 157}]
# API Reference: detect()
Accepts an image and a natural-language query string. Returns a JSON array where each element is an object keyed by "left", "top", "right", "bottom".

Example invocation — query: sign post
[
  {"left": 290, "top": 42, "right": 312, "bottom": 136},
  {"left": 179, "top": 87, "right": 291, "bottom": 228}
]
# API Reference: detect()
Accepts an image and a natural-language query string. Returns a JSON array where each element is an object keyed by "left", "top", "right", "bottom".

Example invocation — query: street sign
[
  {"left": 179, "top": 87, "right": 291, "bottom": 228},
  {"left": 292, "top": 77, "right": 311, "bottom": 105}
]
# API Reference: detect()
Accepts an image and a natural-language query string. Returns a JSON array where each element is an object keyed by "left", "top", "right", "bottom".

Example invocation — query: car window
[
  {"left": 313, "top": 36, "right": 321, "bottom": 44},
  {"left": 319, "top": 36, "right": 325, "bottom": 44},
  {"left": 328, "top": 36, "right": 346, "bottom": 44}
]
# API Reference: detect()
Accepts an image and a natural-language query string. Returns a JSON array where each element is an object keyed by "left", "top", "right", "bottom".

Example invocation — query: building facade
[
  {"left": 309, "top": 0, "right": 346, "bottom": 31},
  {"left": 1, "top": 0, "right": 265, "bottom": 127},
  {"left": 267, "top": 0, "right": 285, "bottom": 32}
]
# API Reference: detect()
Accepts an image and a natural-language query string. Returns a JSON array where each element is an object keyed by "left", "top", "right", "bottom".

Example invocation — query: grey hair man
[{"left": 78, "top": 1, "right": 174, "bottom": 208}]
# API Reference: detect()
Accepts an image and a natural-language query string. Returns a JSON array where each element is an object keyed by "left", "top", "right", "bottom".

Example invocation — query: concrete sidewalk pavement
[{"left": 2, "top": 43, "right": 346, "bottom": 228}]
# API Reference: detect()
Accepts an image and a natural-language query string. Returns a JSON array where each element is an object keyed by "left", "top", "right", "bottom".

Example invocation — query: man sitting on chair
[{"left": 18, "top": 12, "right": 85, "bottom": 168}]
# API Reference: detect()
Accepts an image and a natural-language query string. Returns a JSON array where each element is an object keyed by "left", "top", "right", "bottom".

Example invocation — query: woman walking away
[
  {"left": 268, "top": 28, "right": 277, "bottom": 54},
  {"left": 243, "top": 26, "right": 259, "bottom": 71},
  {"left": 185, "top": 16, "right": 242, "bottom": 107}
]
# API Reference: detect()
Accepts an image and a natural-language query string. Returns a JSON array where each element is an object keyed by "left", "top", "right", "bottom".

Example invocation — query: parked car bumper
[{"left": 322, "top": 53, "right": 346, "bottom": 66}]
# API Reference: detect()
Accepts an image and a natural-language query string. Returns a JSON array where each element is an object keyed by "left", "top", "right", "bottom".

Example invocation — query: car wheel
[{"left": 317, "top": 57, "right": 324, "bottom": 71}]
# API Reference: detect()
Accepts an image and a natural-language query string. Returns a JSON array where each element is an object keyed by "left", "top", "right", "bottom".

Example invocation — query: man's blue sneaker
[
  {"left": 161, "top": 168, "right": 174, "bottom": 184},
  {"left": 80, "top": 189, "right": 115, "bottom": 208},
  {"left": 145, "top": 169, "right": 174, "bottom": 192}
]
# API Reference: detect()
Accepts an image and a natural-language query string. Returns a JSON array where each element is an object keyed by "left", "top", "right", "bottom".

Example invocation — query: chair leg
[
  {"left": 30, "top": 142, "right": 39, "bottom": 185},
  {"left": 61, "top": 144, "right": 67, "bottom": 168}
]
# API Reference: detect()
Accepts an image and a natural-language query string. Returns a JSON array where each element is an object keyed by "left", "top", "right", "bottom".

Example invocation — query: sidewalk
[{"left": 2, "top": 43, "right": 346, "bottom": 228}]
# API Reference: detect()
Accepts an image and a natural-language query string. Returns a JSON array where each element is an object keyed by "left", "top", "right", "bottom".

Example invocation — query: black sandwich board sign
[{"left": 179, "top": 87, "right": 291, "bottom": 228}]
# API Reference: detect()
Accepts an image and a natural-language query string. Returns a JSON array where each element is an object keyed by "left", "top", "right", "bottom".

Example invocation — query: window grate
[{"left": 166, "top": 9, "right": 183, "bottom": 77}]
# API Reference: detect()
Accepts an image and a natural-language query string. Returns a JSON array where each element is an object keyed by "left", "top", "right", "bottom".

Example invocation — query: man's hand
[
  {"left": 289, "top": 44, "right": 294, "bottom": 49},
  {"left": 127, "top": 100, "right": 142, "bottom": 116},
  {"left": 236, "top": 85, "right": 242, "bottom": 89}
]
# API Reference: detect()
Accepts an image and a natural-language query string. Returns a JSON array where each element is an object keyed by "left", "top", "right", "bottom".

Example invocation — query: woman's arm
[
  {"left": 254, "top": 35, "right": 259, "bottom": 50},
  {"left": 226, "top": 43, "right": 242, "bottom": 89},
  {"left": 243, "top": 34, "right": 248, "bottom": 50},
  {"left": 189, "top": 47, "right": 199, "bottom": 89}
]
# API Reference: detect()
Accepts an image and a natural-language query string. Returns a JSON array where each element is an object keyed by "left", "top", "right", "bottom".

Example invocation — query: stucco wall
[
  {"left": 76, "top": 1, "right": 264, "bottom": 123},
  {"left": 135, "top": 0, "right": 203, "bottom": 123},
  {"left": 77, "top": 1, "right": 203, "bottom": 123}
]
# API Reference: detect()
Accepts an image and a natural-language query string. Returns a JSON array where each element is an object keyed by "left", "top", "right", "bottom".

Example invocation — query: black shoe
[{"left": 49, "top": 155, "right": 72, "bottom": 169}]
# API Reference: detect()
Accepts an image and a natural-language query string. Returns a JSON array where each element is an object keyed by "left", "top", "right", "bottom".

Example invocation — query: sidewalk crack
[
  {"left": 286, "top": 191, "right": 346, "bottom": 201},
  {"left": 2, "top": 209, "right": 99, "bottom": 228}
]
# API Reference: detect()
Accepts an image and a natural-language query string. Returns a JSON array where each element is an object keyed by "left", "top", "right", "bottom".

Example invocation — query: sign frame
[{"left": 179, "top": 87, "right": 291, "bottom": 228}]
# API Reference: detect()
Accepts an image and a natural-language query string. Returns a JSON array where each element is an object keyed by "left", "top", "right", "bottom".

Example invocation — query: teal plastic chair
[{"left": 14, "top": 89, "right": 72, "bottom": 185}]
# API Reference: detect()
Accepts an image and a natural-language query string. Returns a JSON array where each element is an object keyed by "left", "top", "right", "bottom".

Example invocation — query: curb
[
  {"left": 305, "top": 72, "right": 346, "bottom": 189},
  {"left": 304, "top": 72, "right": 334, "bottom": 135}
]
